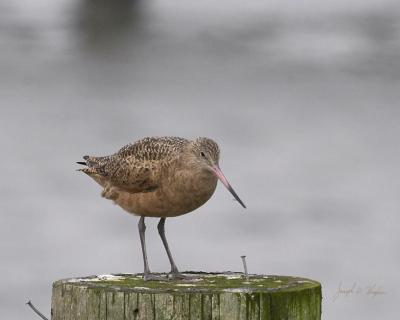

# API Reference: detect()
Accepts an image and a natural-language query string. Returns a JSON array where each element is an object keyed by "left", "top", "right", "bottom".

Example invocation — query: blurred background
[{"left": 1, "top": 0, "right": 399, "bottom": 318}]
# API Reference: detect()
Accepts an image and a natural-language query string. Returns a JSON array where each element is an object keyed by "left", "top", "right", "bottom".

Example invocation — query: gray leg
[
  {"left": 158, "top": 218, "right": 189, "bottom": 279},
  {"left": 138, "top": 216, "right": 163, "bottom": 281},
  {"left": 138, "top": 216, "right": 150, "bottom": 274}
]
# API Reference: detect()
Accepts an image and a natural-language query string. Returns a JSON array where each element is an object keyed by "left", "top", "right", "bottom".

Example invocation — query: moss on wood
[{"left": 51, "top": 272, "right": 321, "bottom": 320}]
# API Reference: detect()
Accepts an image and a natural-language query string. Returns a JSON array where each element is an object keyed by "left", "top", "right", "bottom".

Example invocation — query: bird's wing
[
  {"left": 80, "top": 137, "right": 189, "bottom": 193},
  {"left": 102, "top": 155, "right": 159, "bottom": 193},
  {"left": 116, "top": 136, "right": 189, "bottom": 160}
]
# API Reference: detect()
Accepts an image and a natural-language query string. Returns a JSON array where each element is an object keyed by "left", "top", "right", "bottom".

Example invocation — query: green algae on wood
[{"left": 51, "top": 272, "right": 321, "bottom": 320}]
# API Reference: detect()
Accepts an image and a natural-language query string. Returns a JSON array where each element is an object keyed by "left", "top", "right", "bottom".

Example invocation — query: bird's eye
[{"left": 200, "top": 152, "right": 206, "bottom": 157}]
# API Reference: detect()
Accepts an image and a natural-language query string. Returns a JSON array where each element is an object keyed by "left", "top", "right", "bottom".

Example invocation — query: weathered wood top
[
  {"left": 52, "top": 272, "right": 322, "bottom": 320},
  {"left": 53, "top": 272, "right": 320, "bottom": 294}
]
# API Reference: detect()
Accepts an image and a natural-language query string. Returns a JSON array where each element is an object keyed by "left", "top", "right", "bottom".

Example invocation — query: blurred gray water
[{"left": 1, "top": 0, "right": 399, "bottom": 319}]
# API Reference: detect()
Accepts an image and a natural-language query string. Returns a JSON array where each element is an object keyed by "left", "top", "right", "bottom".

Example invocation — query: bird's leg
[
  {"left": 138, "top": 216, "right": 164, "bottom": 281},
  {"left": 157, "top": 218, "right": 190, "bottom": 280}
]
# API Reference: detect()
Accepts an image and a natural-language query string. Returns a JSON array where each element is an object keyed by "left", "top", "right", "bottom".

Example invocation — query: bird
[{"left": 77, "top": 136, "right": 246, "bottom": 280}]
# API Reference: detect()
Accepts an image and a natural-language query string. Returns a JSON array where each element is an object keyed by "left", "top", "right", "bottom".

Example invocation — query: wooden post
[{"left": 51, "top": 272, "right": 321, "bottom": 320}]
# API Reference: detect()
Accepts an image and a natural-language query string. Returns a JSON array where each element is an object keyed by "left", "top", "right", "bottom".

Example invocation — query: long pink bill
[{"left": 211, "top": 165, "right": 246, "bottom": 209}]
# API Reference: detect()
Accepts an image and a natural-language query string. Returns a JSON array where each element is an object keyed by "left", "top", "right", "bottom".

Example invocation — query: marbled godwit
[{"left": 78, "top": 137, "right": 245, "bottom": 280}]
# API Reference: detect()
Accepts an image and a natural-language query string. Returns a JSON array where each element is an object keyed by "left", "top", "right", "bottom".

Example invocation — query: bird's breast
[{"left": 112, "top": 168, "right": 218, "bottom": 217}]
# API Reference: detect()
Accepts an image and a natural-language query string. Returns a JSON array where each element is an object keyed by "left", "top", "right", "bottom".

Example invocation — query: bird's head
[
  {"left": 191, "top": 137, "right": 220, "bottom": 168},
  {"left": 188, "top": 137, "right": 246, "bottom": 209}
]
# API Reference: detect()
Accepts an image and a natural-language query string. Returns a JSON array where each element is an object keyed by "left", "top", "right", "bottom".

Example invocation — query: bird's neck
[{"left": 170, "top": 162, "right": 217, "bottom": 197}]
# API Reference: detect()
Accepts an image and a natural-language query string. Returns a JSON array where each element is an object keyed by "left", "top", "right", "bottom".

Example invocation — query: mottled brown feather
[
  {"left": 80, "top": 137, "right": 190, "bottom": 194},
  {"left": 78, "top": 136, "right": 221, "bottom": 217}
]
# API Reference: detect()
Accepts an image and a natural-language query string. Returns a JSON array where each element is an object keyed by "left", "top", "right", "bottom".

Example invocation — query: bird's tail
[
  {"left": 76, "top": 156, "right": 110, "bottom": 187},
  {"left": 76, "top": 155, "right": 109, "bottom": 175}
]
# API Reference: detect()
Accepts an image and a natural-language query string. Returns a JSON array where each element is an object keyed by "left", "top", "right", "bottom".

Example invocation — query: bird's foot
[
  {"left": 143, "top": 273, "right": 166, "bottom": 281},
  {"left": 167, "top": 272, "right": 194, "bottom": 281}
]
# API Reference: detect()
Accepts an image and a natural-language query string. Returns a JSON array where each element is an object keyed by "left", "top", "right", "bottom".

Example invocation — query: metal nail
[{"left": 241, "top": 255, "right": 249, "bottom": 281}]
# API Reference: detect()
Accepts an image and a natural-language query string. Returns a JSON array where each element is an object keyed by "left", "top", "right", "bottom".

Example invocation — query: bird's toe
[
  {"left": 143, "top": 273, "right": 166, "bottom": 281},
  {"left": 167, "top": 272, "right": 194, "bottom": 281}
]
